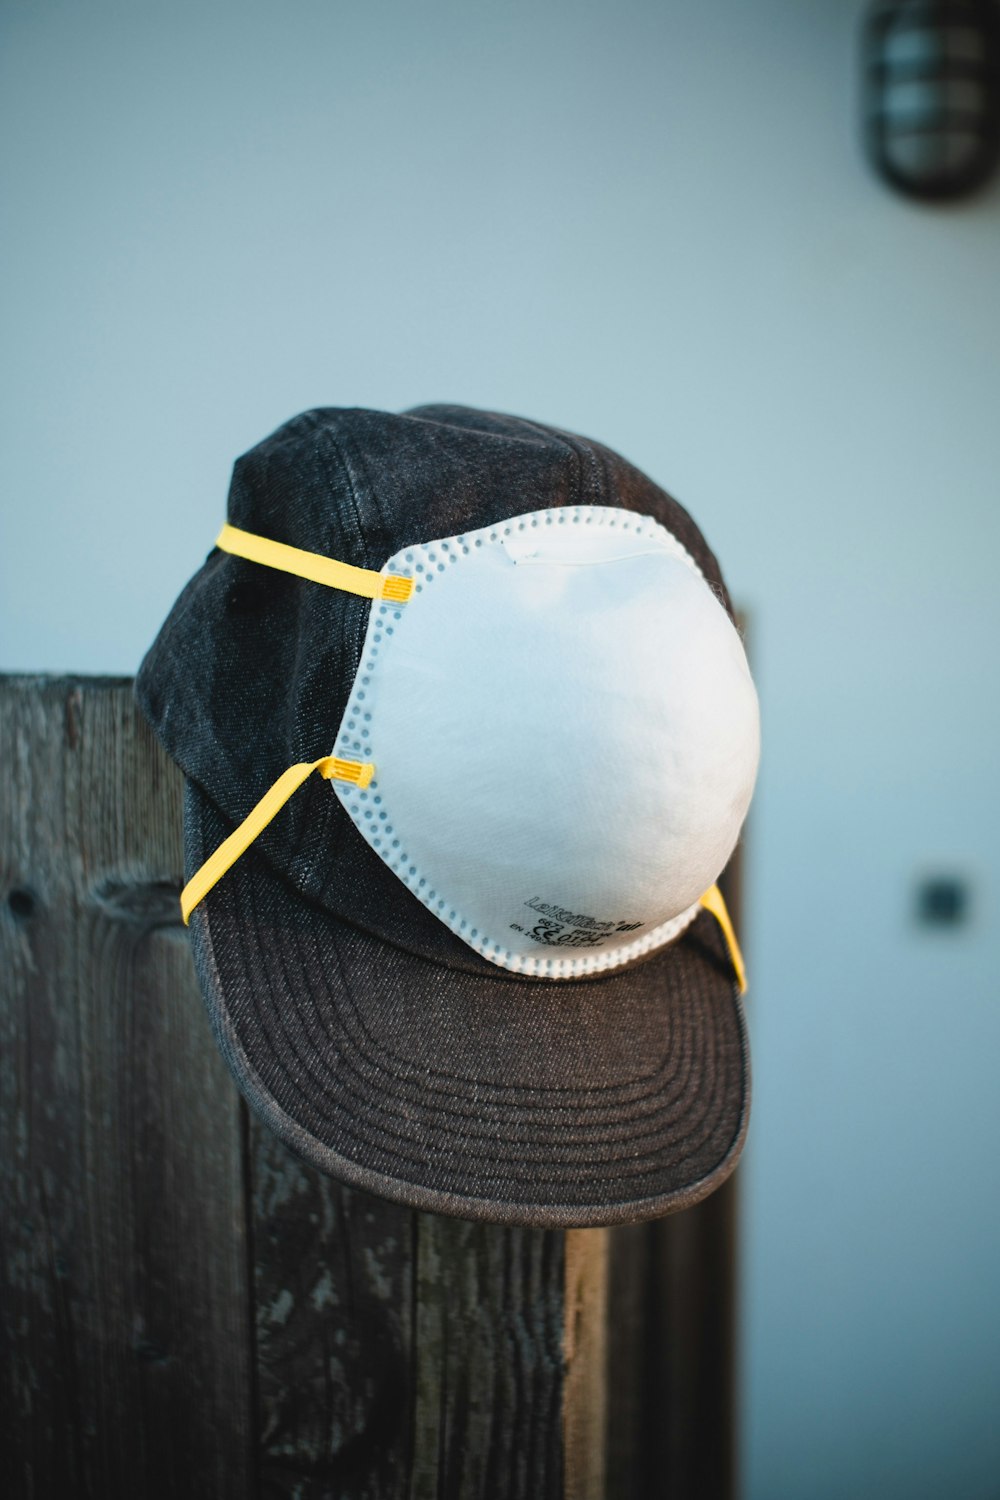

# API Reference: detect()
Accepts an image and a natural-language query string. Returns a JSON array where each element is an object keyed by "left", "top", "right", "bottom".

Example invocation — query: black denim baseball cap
[{"left": 136, "top": 405, "right": 758, "bottom": 1227}]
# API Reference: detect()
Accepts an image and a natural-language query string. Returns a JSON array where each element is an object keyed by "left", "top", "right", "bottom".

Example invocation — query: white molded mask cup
[{"left": 331, "top": 505, "right": 760, "bottom": 979}]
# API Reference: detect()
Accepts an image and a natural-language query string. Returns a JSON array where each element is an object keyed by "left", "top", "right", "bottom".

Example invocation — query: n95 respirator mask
[{"left": 181, "top": 504, "right": 760, "bottom": 986}]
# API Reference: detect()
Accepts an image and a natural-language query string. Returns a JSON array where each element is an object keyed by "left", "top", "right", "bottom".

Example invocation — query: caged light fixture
[{"left": 862, "top": 0, "right": 1000, "bottom": 199}]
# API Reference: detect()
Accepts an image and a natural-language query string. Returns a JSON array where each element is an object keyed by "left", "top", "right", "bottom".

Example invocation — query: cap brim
[{"left": 186, "top": 785, "right": 750, "bottom": 1228}]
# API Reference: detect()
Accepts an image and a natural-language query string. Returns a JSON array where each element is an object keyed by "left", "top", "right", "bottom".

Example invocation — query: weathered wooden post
[{"left": 1, "top": 676, "right": 738, "bottom": 1499}]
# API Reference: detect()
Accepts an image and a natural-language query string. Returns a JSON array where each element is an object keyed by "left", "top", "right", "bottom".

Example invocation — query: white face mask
[
  {"left": 329, "top": 505, "right": 760, "bottom": 979},
  {"left": 182, "top": 506, "right": 759, "bottom": 991}
]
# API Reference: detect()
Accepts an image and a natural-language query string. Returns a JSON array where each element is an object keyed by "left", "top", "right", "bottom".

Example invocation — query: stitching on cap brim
[{"left": 185, "top": 785, "right": 751, "bottom": 1228}]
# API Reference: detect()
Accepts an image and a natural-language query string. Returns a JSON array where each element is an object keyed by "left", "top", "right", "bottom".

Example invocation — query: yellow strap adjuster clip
[
  {"left": 180, "top": 755, "right": 373, "bottom": 924},
  {"left": 216, "top": 523, "right": 413, "bottom": 603}
]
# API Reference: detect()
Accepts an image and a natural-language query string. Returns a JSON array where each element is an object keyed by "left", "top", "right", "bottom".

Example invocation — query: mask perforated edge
[{"left": 330, "top": 504, "right": 713, "bottom": 980}]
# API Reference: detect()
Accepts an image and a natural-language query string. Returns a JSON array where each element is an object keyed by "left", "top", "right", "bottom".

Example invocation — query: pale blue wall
[{"left": 3, "top": 3, "right": 999, "bottom": 1495}]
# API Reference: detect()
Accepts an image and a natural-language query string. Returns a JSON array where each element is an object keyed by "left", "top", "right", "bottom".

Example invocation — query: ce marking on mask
[{"left": 509, "top": 897, "right": 644, "bottom": 949}]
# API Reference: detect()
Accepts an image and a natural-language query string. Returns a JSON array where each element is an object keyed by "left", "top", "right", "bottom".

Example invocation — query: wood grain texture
[
  {"left": 411, "top": 1216, "right": 565, "bottom": 1500},
  {"left": 603, "top": 1181, "right": 738, "bottom": 1500},
  {"left": 652, "top": 1178, "right": 738, "bottom": 1499},
  {"left": 0, "top": 676, "right": 254, "bottom": 1499},
  {"left": 250, "top": 1122, "right": 415, "bottom": 1500},
  {"left": 603, "top": 1223, "right": 652, "bottom": 1498},
  {"left": 562, "top": 1230, "right": 608, "bottom": 1500}
]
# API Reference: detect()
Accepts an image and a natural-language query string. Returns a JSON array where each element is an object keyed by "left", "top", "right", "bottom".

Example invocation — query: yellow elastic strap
[
  {"left": 699, "top": 884, "right": 747, "bottom": 995},
  {"left": 216, "top": 522, "right": 413, "bottom": 603},
  {"left": 180, "top": 755, "right": 374, "bottom": 924}
]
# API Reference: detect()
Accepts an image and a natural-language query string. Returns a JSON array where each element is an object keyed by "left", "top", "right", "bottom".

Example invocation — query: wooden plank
[
  {"left": 604, "top": 1182, "right": 739, "bottom": 1500},
  {"left": 604, "top": 1223, "right": 655, "bottom": 1498},
  {"left": 249, "top": 1142, "right": 595, "bottom": 1500},
  {"left": 653, "top": 1178, "right": 738, "bottom": 1499},
  {"left": 249, "top": 1122, "right": 415, "bottom": 1500},
  {"left": 563, "top": 1229, "right": 609, "bottom": 1500},
  {"left": 0, "top": 676, "right": 254, "bottom": 1498},
  {"left": 410, "top": 1216, "right": 566, "bottom": 1499}
]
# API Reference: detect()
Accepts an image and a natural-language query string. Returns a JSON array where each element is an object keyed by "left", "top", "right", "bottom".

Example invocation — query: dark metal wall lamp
[{"left": 863, "top": 0, "right": 1000, "bottom": 200}]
